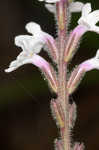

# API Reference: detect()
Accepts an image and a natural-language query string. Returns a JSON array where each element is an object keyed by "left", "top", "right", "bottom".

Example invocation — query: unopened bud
[
  {"left": 55, "top": 139, "right": 63, "bottom": 150},
  {"left": 74, "top": 143, "right": 84, "bottom": 150},
  {"left": 51, "top": 99, "right": 64, "bottom": 128}
]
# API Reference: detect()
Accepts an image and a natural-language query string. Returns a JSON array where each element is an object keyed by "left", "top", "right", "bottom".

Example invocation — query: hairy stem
[
  {"left": 55, "top": 1, "right": 71, "bottom": 150},
  {"left": 58, "top": 46, "right": 70, "bottom": 150}
]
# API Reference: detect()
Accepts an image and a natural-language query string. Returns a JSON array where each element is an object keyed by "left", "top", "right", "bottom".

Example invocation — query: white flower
[
  {"left": 5, "top": 22, "right": 49, "bottom": 72},
  {"left": 5, "top": 35, "right": 45, "bottom": 72},
  {"left": 5, "top": 22, "right": 58, "bottom": 92},
  {"left": 78, "top": 3, "right": 99, "bottom": 33}
]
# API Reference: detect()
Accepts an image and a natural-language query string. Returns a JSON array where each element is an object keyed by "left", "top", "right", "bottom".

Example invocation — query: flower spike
[
  {"left": 78, "top": 3, "right": 99, "bottom": 33},
  {"left": 5, "top": 0, "right": 99, "bottom": 149}
]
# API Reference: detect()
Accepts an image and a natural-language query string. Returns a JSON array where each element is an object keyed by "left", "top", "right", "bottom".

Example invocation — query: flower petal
[
  {"left": 69, "top": 2, "right": 84, "bottom": 13},
  {"left": 5, "top": 66, "right": 17, "bottom": 73},
  {"left": 82, "top": 3, "right": 91, "bottom": 17},
  {"left": 16, "top": 51, "right": 27, "bottom": 60},
  {"left": 25, "top": 22, "right": 41, "bottom": 36},
  {"left": 5, "top": 60, "right": 22, "bottom": 73},
  {"left": 5, "top": 53, "right": 46, "bottom": 73},
  {"left": 25, "top": 22, "right": 59, "bottom": 62},
  {"left": 5, "top": 52, "right": 29, "bottom": 72},
  {"left": 15, "top": 35, "right": 44, "bottom": 54},
  {"left": 5, "top": 52, "right": 51, "bottom": 74},
  {"left": 88, "top": 10, "right": 99, "bottom": 25},
  {"left": 45, "top": 4, "right": 56, "bottom": 13},
  {"left": 15, "top": 35, "right": 33, "bottom": 52},
  {"left": 38, "top": 0, "right": 44, "bottom": 1}
]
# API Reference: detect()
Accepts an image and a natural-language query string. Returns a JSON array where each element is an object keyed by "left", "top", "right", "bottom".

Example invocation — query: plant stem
[
  {"left": 58, "top": 39, "right": 70, "bottom": 150},
  {"left": 56, "top": 1, "right": 71, "bottom": 150}
]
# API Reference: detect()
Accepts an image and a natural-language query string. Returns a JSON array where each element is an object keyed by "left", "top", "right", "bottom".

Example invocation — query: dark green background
[{"left": 0, "top": 0, "right": 99, "bottom": 149}]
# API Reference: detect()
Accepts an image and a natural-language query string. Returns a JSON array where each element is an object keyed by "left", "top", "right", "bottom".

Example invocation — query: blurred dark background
[{"left": 0, "top": 0, "right": 99, "bottom": 149}]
